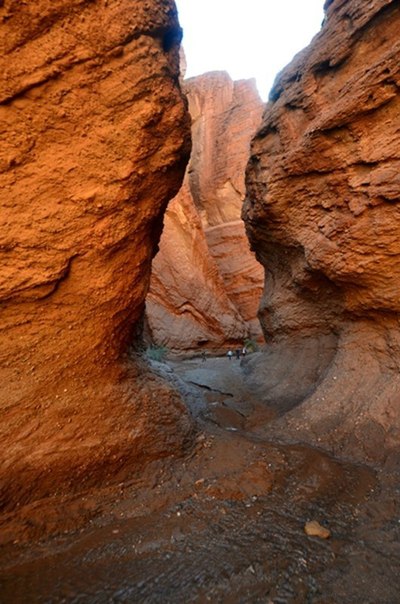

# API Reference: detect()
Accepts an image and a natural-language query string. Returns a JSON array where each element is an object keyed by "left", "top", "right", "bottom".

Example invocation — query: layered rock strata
[
  {"left": 244, "top": 0, "right": 400, "bottom": 462},
  {"left": 147, "top": 178, "right": 246, "bottom": 350},
  {"left": 0, "top": 0, "right": 192, "bottom": 509},
  {"left": 147, "top": 72, "right": 264, "bottom": 351}
]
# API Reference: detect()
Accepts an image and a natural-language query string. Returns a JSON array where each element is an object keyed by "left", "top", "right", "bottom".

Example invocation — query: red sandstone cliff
[
  {"left": 147, "top": 72, "right": 264, "bottom": 351},
  {"left": 147, "top": 178, "right": 247, "bottom": 350},
  {"left": 244, "top": 0, "right": 400, "bottom": 462},
  {"left": 0, "top": 0, "right": 192, "bottom": 509}
]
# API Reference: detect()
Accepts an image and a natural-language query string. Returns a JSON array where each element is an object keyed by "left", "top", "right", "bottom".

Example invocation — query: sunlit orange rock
[
  {"left": 0, "top": 0, "right": 192, "bottom": 509},
  {"left": 244, "top": 0, "right": 400, "bottom": 461},
  {"left": 148, "top": 72, "right": 264, "bottom": 351}
]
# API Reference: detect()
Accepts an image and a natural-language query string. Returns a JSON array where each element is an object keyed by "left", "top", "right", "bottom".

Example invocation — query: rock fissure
[
  {"left": 147, "top": 71, "right": 265, "bottom": 352},
  {"left": 186, "top": 381, "right": 235, "bottom": 398}
]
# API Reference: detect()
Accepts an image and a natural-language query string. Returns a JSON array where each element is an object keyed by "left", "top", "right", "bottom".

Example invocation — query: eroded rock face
[
  {"left": 0, "top": 0, "right": 192, "bottom": 509},
  {"left": 244, "top": 0, "right": 400, "bottom": 462},
  {"left": 147, "top": 178, "right": 247, "bottom": 350},
  {"left": 147, "top": 72, "right": 264, "bottom": 351}
]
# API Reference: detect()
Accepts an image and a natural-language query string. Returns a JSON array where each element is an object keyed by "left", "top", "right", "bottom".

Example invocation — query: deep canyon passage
[{"left": 1, "top": 0, "right": 400, "bottom": 602}]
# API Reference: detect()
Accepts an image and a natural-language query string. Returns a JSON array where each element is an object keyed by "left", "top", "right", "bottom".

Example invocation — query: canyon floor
[{"left": 1, "top": 356, "right": 400, "bottom": 603}]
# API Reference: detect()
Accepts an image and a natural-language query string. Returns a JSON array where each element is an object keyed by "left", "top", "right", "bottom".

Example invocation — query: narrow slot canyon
[
  {"left": 145, "top": 70, "right": 265, "bottom": 354},
  {"left": 1, "top": 1, "right": 400, "bottom": 602}
]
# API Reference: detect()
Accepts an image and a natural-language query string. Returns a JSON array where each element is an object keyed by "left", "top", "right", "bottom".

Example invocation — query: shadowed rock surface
[
  {"left": 147, "top": 72, "right": 264, "bottom": 352},
  {"left": 244, "top": 0, "right": 400, "bottom": 462},
  {"left": 0, "top": 0, "right": 192, "bottom": 509},
  {"left": 2, "top": 357, "right": 400, "bottom": 604},
  {"left": 147, "top": 180, "right": 247, "bottom": 350}
]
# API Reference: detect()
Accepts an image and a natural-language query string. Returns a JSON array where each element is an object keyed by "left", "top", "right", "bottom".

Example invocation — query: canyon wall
[
  {"left": 147, "top": 72, "right": 264, "bottom": 352},
  {"left": 0, "top": 0, "right": 192, "bottom": 510},
  {"left": 244, "top": 0, "right": 400, "bottom": 462}
]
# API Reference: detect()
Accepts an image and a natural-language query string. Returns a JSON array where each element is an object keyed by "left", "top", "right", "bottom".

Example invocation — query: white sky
[{"left": 175, "top": 0, "right": 325, "bottom": 100}]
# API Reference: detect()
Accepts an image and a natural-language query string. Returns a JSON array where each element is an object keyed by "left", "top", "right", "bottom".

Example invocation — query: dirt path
[
  {"left": 168, "top": 355, "right": 277, "bottom": 432},
  {"left": 1, "top": 357, "right": 400, "bottom": 603}
]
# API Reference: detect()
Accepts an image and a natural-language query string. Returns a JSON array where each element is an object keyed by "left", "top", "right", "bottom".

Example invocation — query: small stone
[{"left": 304, "top": 520, "right": 331, "bottom": 539}]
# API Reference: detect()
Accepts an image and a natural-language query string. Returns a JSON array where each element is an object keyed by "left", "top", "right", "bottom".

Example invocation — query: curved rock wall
[
  {"left": 147, "top": 178, "right": 247, "bottom": 350},
  {"left": 0, "top": 0, "right": 192, "bottom": 509},
  {"left": 147, "top": 72, "right": 264, "bottom": 352},
  {"left": 244, "top": 0, "right": 400, "bottom": 462}
]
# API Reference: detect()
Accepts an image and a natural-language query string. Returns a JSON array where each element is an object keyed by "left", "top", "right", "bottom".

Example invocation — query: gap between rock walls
[{"left": 1, "top": 1, "right": 400, "bottom": 602}]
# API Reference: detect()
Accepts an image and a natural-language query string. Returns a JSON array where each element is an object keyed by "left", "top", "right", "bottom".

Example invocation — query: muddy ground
[{"left": 1, "top": 356, "right": 400, "bottom": 603}]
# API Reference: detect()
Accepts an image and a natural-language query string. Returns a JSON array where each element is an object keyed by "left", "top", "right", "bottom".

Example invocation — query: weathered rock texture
[
  {"left": 147, "top": 72, "right": 264, "bottom": 351},
  {"left": 0, "top": 0, "right": 192, "bottom": 510},
  {"left": 244, "top": 0, "right": 400, "bottom": 462},
  {"left": 147, "top": 179, "right": 247, "bottom": 350}
]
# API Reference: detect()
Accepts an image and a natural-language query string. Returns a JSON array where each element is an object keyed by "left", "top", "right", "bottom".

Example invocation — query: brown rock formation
[
  {"left": 244, "top": 0, "right": 400, "bottom": 462},
  {"left": 147, "top": 72, "right": 264, "bottom": 351},
  {"left": 0, "top": 0, "right": 192, "bottom": 509},
  {"left": 188, "top": 73, "right": 263, "bottom": 228},
  {"left": 147, "top": 179, "right": 247, "bottom": 350},
  {"left": 205, "top": 220, "right": 264, "bottom": 341}
]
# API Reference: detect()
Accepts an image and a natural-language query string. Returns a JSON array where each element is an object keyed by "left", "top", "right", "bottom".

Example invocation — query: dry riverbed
[{"left": 1, "top": 356, "right": 400, "bottom": 603}]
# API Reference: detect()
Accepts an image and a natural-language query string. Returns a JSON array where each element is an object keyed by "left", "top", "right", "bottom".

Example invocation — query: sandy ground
[{"left": 1, "top": 355, "right": 400, "bottom": 603}]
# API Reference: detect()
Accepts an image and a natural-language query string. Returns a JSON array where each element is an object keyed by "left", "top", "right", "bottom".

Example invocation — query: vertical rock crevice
[{"left": 147, "top": 72, "right": 265, "bottom": 352}]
